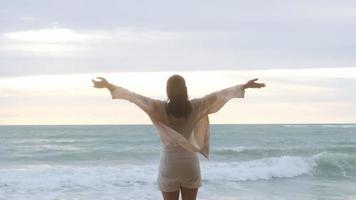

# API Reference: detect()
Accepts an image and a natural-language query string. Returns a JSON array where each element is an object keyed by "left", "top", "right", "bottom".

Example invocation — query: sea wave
[
  {"left": 207, "top": 152, "right": 356, "bottom": 181},
  {"left": 1, "top": 152, "right": 354, "bottom": 185},
  {"left": 0, "top": 164, "right": 160, "bottom": 200},
  {"left": 203, "top": 155, "right": 316, "bottom": 181},
  {"left": 1, "top": 152, "right": 355, "bottom": 199},
  {"left": 212, "top": 145, "right": 356, "bottom": 157},
  {"left": 312, "top": 152, "right": 356, "bottom": 178}
]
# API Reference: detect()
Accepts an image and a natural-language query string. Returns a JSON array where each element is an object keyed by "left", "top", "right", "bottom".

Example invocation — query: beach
[{"left": 1, "top": 124, "right": 356, "bottom": 200}]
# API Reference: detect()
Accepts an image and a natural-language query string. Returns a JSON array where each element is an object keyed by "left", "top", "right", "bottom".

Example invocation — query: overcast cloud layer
[{"left": 1, "top": 0, "right": 356, "bottom": 77}]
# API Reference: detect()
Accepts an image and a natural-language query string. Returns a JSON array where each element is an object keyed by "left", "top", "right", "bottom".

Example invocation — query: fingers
[
  {"left": 92, "top": 77, "right": 107, "bottom": 83},
  {"left": 251, "top": 78, "right": 258, "bottom": 82},
  {"left": 96, "top": 77, "right": 105, "bottom": 81},
  {"left": 248, "top": 81, "right": 266, "bottom": 88},
  {"left": 91, "top": 79, "right": 98, "bottom": 88},
  {"left": 256, "top": 83, "right": 266, "bottom": 88}
]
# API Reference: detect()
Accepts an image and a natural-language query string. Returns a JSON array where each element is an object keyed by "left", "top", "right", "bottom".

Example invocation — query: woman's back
[{"left": 165, "top": 103, "right": 195, "bottom": 140}]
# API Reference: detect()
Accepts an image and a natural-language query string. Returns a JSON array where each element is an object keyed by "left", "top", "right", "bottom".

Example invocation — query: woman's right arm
[{"left": 92, "top": 77, "right": 158, "bottom": 117}]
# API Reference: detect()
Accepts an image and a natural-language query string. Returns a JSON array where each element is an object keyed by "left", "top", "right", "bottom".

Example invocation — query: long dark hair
[{"left": 166, "top": 74, "right": 192, "bottom": 118}]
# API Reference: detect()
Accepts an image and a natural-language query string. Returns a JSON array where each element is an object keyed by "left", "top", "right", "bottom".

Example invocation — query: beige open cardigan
[{"left": 110, "top": 84, "right": 245, "bottom": 159}]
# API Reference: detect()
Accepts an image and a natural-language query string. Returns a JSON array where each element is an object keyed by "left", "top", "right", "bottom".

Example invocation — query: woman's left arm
[{"left": 193, "top": 78, "right": 265, "bottom": 117}]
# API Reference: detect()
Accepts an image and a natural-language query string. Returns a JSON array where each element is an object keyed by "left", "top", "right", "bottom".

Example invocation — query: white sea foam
[
  {"left": 283, "top": 124, "right": 356, "bottom": 128},
  {"left": 0, "top": 155, "right": 319, "bottom": 199},
  {"left": 317, "top": 124, "right": 356, "bottom": 128},
  {"left": 214, "top": 146, "right": 247, "bottom": 152},
  {"left": 283, "top": 124, "right": 310, "bottom": 128},
  {"left": 202, "top": 155, "right": 317, "bottom": 181},
  {"left": 1, "top": 152, "right": 355, "bottom": 200},
  {"left": 0, "top": 164, "right": 161, "bottom": 200}
]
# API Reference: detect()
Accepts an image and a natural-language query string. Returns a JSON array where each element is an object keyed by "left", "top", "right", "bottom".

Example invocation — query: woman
[{"left": 92, "top": 75, "right": 265, "bottom": 200}]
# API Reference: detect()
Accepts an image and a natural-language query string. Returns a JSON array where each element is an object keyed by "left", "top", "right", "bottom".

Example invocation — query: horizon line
[{"left": 1, "top": 122, "right": 356, "bottom": 126}]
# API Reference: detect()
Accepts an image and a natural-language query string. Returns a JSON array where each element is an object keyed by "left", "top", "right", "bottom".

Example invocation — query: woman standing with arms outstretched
[{"left": 92, "top": 75, "right": 265, "bottom": 200}]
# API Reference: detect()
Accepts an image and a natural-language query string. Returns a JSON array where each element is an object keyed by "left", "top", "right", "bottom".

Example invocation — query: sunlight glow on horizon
[{"left": 0, "top": 67, "right": 355, "bottom": 125}]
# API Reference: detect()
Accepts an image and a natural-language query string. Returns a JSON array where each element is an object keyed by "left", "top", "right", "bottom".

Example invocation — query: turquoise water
[{"left": 0, "top": 124, "right": 356, "bottom": 200}]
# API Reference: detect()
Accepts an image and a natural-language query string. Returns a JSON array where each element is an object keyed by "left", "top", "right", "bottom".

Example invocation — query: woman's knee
[
  {"left": 181, "top": 187, "right": 198, "bottom": 200},
  {"left": 162, "top": 190, "right": 180, "bottom": 200}
]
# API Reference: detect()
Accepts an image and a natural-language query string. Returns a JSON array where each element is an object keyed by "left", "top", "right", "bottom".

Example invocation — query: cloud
[
  {"left": 3, "top": 28, "right": 178, "bottom": 43},
  {"left": 4, "top": 28, "right": 101, "bottom": 43},
  {"left": 0, "top": 28, "right": 180, "bottom": 55},
  {"left": 20, "top": 16, "right": 34, "bottom": 21},
  {"left": 0, "top": 28, "right": 100, "bottom": 55},
  {"left": 0, "top": 0, "right": 356, "bottom": 77}
]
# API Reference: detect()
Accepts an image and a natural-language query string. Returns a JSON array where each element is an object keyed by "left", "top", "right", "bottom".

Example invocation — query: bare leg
[
  {"left": 162, "top": 190, "right": 179, "bottom": 200},
  {"left": 181, "top": 187, "right": 198, "bottom": 200}
]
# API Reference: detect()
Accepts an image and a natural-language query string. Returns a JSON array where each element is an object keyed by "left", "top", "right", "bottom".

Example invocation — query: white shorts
[{"left": 157, "top": 148, "right": 202, "bottom": 192}]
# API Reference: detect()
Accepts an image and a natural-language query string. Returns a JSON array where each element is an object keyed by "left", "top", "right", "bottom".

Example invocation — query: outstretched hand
[
  {"left": 91, "top": 77, "right": 110, "bottom": 89},
  {"left": 243, "top": 78, "right": 266, "bottom": 89}
]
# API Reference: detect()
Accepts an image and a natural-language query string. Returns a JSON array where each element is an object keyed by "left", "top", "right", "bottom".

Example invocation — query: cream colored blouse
[{"left": 110, "top": 84, "right": 245, "bottom": 159}]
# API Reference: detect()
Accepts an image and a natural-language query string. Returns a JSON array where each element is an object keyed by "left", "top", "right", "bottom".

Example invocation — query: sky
[{"left": 0, "top": 0, "right": 355, "bottom": 124}]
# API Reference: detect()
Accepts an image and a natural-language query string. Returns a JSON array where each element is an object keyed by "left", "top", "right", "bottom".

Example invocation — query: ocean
[{"left": 0, "top": 124, "right": 355, "bottom": 200}]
